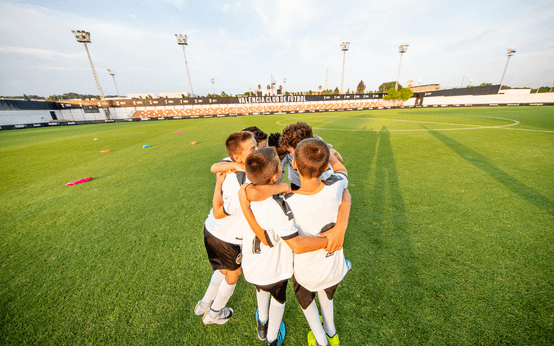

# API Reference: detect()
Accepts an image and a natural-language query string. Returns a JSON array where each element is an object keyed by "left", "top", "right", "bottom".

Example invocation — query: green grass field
[{"left": 1, "top": 106, "right": 553, "bottom": 345}]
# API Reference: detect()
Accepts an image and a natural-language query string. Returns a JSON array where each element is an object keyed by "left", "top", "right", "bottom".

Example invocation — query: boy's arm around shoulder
[
  {"left": 284, "top": 234, "right": 328, "bottom": 254},
  {"left": 328, "top": 150, "right": 347, "bottom": 176},
  {"left": 317, "top": 188, "right": 351, "bottom": 252},
  {"left": 245, "top": 183, "right": 291, "bottom": 202},
  {"left": 238, "top": 185, "right": 270, "bottom": 246},
  {"left": 212, "top": 172, "right": 228, "bottom": 219},
  {"left": 210, "top": 161, "right": 245, "bottom": 174}
]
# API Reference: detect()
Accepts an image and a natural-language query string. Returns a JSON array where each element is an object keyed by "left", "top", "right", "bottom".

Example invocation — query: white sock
[
  {"left": 201, "top": 271, "right": 225, "bottom": 304},
  {"left": 209, "top": 280, "right": 236, "bottom": 316},
  {"left": 318, "top": 290, "right": 336, "bottom": 337},
  {"left": 256, "top": 290, "right": 271, "bottom": 323},
  {"left": 266, "top": 297, "right": 286, "bottom": 343},
  {"left": 302, "top": 300, "right": 328, "bottom": 345}
]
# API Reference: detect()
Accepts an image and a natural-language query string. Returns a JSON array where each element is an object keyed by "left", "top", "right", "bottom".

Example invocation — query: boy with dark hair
[
  {"left": 279, "top": 122, "right": 342, "bottom": 190},
  {"left": 285, "top": 138, "right": 351, "bottom": 346},
  {"left": 235, "top": 146, "right": 333, "bottom": 346},
  {"left": 195, "top": 131, "right": 257, "bottom": 325},
  {"left": 243, "top": 126, "right": 268, "bottom": 148}
]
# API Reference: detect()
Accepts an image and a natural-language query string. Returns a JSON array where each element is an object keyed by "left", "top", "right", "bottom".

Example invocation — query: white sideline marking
[{"left": 276, "top": 114, "right": 521, "bottom": 132}]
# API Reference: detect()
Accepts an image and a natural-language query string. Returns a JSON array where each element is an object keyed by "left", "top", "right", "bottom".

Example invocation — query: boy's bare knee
[{"left": 225, "top": 268, "right": 242, "bottom": 284}]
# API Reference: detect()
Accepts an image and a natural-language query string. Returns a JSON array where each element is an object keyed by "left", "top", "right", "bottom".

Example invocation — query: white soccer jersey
[
  {"left": 241, "top": 195, "right": 298, "bottom": 286},
  {"left": 285, "top": 153, "right": 335, "bottom": 186},
  {"left": 285, "top": 173, "right": 349, "bottom": 291},
  {"left": 204, "top": 169, "right": 250, "bottom": 245}
]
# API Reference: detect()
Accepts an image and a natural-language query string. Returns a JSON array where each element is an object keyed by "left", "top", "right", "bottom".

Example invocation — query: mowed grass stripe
[{"left": 1, "top": 106, "right": 553, "bottom": 345}]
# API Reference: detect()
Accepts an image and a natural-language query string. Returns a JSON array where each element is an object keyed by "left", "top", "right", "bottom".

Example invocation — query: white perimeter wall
[
  {"left": 404, "top": 93, "right": 554, "bottom": 106},
  {"left": 0, "top": 110, "right": 60, "bottom": 125}
]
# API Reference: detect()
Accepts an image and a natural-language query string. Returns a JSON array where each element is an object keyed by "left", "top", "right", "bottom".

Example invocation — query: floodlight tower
[
  {"left": 340, "top": 42, "right": 350, "bottom": 94},
  {"left": 71, "top": 30, "right": 110, "bottom": 118},
  {"left": 283, "top": 78, "right": 287, "bottom": 94},
  {"left": 107, "top": 69, "right": 121, "bottom": 98},
  {"left": 210, "top": 78, "right": 215, "bottom": 95},
  {"left": 499, "top": 48, "right": 516, "bottom": 93},
  {"left": 175, "top": 34, "right": 194, "bottom": 97},
  {"left": 395, "top": 44, "right": 409, "bottom": 91}
]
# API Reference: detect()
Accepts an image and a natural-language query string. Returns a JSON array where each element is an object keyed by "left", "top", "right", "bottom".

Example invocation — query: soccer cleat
[
  {"left": 256, "top": 309, "right": 268, "bottom": 341},
  {"left": 345, "top": 259, "right": 352, "bottom": 271},
  {"left": 266, "top": 321, "right": 286, "bottom": 346},
  {"left": 202, "top": 307, "right": 234, "bottom": 325},
  {"left": 326, "top": 333, "right": 340, "bottom": 346},
  {"left": 194, "top": 300, "right": 211, "bottom": 316},
  {"left": 307, "top": 330, "right": 328, "bottom": 346}
]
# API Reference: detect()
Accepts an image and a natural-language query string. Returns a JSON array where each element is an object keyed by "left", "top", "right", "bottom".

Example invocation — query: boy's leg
[
  {"left": 256, "top": 289, "right": 271, "bottom": 340},
  {"left": 318, "top": 289, "right": 336, "bottom": 338},
  {"left": 293, "top": 276, "right": 327, "bottom": 345},
  {"left": 303, "top": 301, "right": 328, "bottom": 346},
  {"left": 209, "top": 267, "right": 241, "bottom": 314},
  {"left": 195, "top": 270, "right": 225, "bottom": 315},
  {"left": 266, "top": 297, "right": 286, "bottom": 344}
]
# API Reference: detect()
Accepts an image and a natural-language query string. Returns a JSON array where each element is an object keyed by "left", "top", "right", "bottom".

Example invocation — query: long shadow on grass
[
  {"left": 425, "top": 127, "right": 554, "bottom": 216},
  {"left": 372, "top": 126, "right": 427, "bottom": 342}
]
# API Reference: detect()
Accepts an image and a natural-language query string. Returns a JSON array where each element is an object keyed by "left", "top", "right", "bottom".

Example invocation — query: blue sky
[{"left": 1, "top": 0, "right": 553, "bottom": 97}]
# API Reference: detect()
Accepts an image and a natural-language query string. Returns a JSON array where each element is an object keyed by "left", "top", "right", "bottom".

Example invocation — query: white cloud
[{"left": 0, "top": 46, "right": 86, "bottom": 60}]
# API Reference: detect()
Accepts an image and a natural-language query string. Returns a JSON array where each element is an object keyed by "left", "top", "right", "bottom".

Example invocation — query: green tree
[
  {"left": 356, "top": 80, "right": 366, "bottom": 94},
  {"left": 379, "top": 81, "right": 401, "bottom": 93},
  {"left": 333, "top": 87, "right": 339, "bottom": 94},
  {"left": 479, "top": 83, "right": 492, "bottom": 87},
  {"left": 383, "top": 87, "right": 413, "bottom": 101},
  {"left": 399, "top": 88, "right": 414, "bottom": 101}
]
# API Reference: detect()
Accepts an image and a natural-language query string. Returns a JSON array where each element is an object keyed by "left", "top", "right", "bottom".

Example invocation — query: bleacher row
[{"left": 133, "top": 101, "right": 382, "bottom": 118}]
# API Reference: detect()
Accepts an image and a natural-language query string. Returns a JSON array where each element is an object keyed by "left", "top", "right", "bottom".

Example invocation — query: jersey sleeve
[
  {"left": 269, "top": 196, "right": 299, "bottom": 240},
  {"left": 221, "top": 174, "right": 241, "bottom": 216}
]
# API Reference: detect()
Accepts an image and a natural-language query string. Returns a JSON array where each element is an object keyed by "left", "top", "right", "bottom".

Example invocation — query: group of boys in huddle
[{"left": 194, "top": 122, "right": 352, "bottom": 346}]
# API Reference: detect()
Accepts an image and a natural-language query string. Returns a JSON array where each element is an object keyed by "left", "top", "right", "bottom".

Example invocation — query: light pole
[
  {"left": 283, "top": 78, "right": 287, "bottom": 94},
  {"left": 71, "top": 30, "right": 110, "bottom": 118},
  {"left": 395, "top": 44, "right": 409, "bottom": 91},
  {"left": 107, "top": 69, "right": 120, "bottom": 98},
  {"left": 468, "top": 79, "right": 473, "bottom": 87},
  {"left": 499, "top": 48, "right": 516, "bottom": 93},
  {"left": 175, "top": 34, "right": 194, "bottom": 97},
  {"left": 210, "top": 78, "right": 215, "bottom": 95},
  {"left": 340, "top": 42, "right": 350, "bottom": 94}
]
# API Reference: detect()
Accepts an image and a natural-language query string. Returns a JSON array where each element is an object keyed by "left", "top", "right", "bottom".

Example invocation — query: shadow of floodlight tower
[
  {"left": 340, "top": 42, "right": 350, "bottom": 94},
  {"left": 71, "top": 30, "right": 110, "bottom": 119},
  {"left": 175, "top": 34, "right": 194, "bottom": 97},
  {"left": 396, "top": 45, "right": 409, "bottom": 91},
  {"left": 499, "top": 48, "right": 516, "bottom": 94},
  {"left": 107, "top": 69, "right": 120, "bottom": 98}
]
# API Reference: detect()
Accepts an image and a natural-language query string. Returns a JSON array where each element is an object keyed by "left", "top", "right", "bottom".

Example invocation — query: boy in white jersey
[
  {"left": 195, "top": 131, "right": 257, "bottom": 325},
  {"left": 237, "top": 146, "right": 332, "bottom": 346},
  {"left": 279, "top": 122, "right": 343, "bottom": 191},
  {"left": 285, "top": 138, "right": 351, "bottom": 346},
  {"left": 197, "top": 132, "right": 289, "bottom": 325}
]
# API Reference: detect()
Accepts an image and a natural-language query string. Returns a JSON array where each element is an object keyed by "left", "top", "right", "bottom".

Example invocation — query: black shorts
[
  {"left": 292, "top": 275, "right": 339, "bottom": 310},
  {"left": 254, "top": 279, "right": 289, "bottom": 305},
  {"left": 204, "top": 227, "right": 242, "bottom": 271},
  {"left": 291, "top": 183, "right": 300, "bottom": 191}
]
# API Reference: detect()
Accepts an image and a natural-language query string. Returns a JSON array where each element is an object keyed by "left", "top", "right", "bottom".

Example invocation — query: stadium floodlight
[
  {"left": 469, "top": 79, "right": 473, "bottom": 87},
  {"left": 210, "top": 78, "right": 215, "bottom": 95},
  {"left": 340, "top": 42, "right": 350, "bottom": 94},
  {"left": 175, "top": 34, "right": 194, "bottom": 97},
  {"left": 395, "top": 44, "right": 409, "bottom": 91},
  {"left": 71, "top": 30, "right": 110, "bottom": 118},
  {"left": 107, "top": 69, "right": 121, "bottom": 98},
  {"left": 499, "top": 48, "right": 515, "bottom": 93},
  {"left": 283, "top": 78, "right": 287, "bottom": 94}
]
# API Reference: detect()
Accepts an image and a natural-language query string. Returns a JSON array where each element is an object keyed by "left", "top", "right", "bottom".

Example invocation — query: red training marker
[{"left": 66, "top": 177, "right": 93, "bottom": 186}]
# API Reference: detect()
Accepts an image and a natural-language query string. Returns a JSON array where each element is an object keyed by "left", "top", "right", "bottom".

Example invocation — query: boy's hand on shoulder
[
  {"left": 276, "top": 182, "right": 292, "bottom": 194},
  {"left": 215, "top": 171, "right": 227, "bottom": 185},
  {"left": 317, "top": 226, "right": 345, "bottom": 253}
]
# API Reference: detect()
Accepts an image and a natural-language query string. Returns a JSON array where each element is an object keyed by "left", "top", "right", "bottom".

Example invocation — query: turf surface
[{"left": 1, "top": 106, "right": 553, "bottom": 345}]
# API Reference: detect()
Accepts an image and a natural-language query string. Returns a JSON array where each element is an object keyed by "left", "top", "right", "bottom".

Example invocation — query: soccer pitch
[{"left": 1, "top": 106, "right": 553, "bottom": 345}]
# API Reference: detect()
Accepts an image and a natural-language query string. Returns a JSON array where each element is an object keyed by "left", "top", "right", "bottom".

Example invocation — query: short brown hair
[
  {"left": 242, "top": 126, "right": 268, "bottom": 144},
  {"left": 295, "top": 138, "right": 330, "bottom": 179},
  {"left": 225, "top": 131, "right": 254, "bottom": 160},
  {"left": 245, "top": 147, "right": 280, "bottom": 185},
  {"left": 279, "top": 122, "right": 313, "bottom": 149}
]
